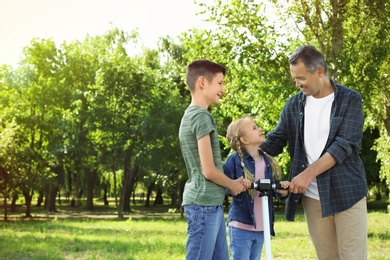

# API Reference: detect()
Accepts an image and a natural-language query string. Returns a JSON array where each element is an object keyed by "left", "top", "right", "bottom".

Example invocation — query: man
[{"left": 260, "top": 45, "right": 368, "bottom": 259}]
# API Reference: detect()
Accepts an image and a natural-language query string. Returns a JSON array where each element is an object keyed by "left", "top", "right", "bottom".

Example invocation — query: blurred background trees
[{"left": 0, "top": 0, "right": 388, "bottom": 218}]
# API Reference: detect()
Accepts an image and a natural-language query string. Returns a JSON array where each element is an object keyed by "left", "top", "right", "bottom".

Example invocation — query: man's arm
[
  {"left": 198, "top": 134, "right": 246, "bottom": 196},
  {"left": 290, "top": 89, "right": 364, "bottom": 194},
  {"left": 289, "top": 152, "right": 336, "bottom": 194}
]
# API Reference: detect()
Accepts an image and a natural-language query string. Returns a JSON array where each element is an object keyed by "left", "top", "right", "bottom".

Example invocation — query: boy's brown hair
[{"left": 185, "top": 59, "right": 226, "bottom": 91}]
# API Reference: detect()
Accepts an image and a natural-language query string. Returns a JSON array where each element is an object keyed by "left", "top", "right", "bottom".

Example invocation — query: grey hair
[{"left": 288, "top": 45, "right": 327, "bottom": 75}]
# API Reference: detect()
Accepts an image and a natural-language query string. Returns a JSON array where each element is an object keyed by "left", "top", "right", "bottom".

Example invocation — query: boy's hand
[{"left": 229, "top": 176, "right": 246, "bottom": 196}]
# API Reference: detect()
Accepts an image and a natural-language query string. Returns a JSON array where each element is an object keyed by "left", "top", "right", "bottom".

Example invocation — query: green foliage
[
  {"left": 0, "top": 27, "right": 187, "bottom": 215},
  {"left": 1, "top": 0, "right": 389, "bottom": 212},
  {"left": 187, "top": 0, "right": 390, "bottom": 187},
  {"left": 177, "top": 0, "right": 300, "bottom": 175},
  {"left": 361, "top": 128, "right": 381, "bottom": 184}
]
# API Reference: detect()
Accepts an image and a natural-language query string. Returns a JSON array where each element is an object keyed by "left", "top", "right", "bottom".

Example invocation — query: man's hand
[
  {"left": 289, "top": 152, "right": 337, "bottom": 194},
  {"left": 289, "top": 171, "right": 313, "bottom": 194}
]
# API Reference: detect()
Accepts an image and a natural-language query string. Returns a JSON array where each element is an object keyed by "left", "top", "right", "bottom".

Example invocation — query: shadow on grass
[
  {"left": 368, "top": 230, "right": 390, "bottom": 240},
  {"left": 0, "top": 196, "right": 388, "bottom": 221}
]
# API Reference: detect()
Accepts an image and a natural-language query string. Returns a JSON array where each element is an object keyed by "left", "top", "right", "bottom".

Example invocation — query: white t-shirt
[{"left": 304, "top": 93, "right": 334, "bottom": 200}]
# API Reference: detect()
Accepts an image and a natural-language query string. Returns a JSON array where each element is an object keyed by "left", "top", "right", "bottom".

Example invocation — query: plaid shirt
[{"left": 261, "top": 80, "right": 367, "bottom": 220}]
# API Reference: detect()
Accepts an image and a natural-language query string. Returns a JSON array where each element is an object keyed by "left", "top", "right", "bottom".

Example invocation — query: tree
[
  {"left": 272, "top": 0, "right": 390, "bottom": 199},
  {"left": 1, "top": 44, "right": 64, "bottom": 216},
  {"left": 184, "top": 0, "right": 389, "bottom": 189},
  {"left": 178, "top": 0, "right": 297, "bottom": 174}
]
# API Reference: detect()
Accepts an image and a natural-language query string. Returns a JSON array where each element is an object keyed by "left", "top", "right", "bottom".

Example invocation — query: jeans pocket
[{"left": 184, "top": 205, "right": 199, "bottom": 235}]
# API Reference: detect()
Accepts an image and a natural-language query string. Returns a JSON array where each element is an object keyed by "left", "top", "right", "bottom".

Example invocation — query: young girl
[{"left": 224, "top": 115, "right": 289, "bottom": 260}]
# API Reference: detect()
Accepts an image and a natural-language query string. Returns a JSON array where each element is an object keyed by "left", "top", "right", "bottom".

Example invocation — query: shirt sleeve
[
  {"left": 326, "top": 91, "right": 364, "bottom": 164},
  {"left": 191, "top": 110, "right": 215, "bottom": 141},
  {"left": 261, "top": 100, "right": 290, "bottom": 156}
]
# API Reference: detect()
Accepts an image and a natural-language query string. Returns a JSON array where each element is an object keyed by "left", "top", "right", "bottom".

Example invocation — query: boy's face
[{"left": 204, "top": 72, "right": 225, "bottom": 105}]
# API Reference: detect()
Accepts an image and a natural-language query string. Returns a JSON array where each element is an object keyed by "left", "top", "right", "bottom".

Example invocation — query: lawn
[{"left": 0, "top": 198, "right": 389, "bottom": 259}]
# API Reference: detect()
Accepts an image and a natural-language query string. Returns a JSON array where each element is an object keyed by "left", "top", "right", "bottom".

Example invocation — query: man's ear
[{"left": 317, "top": 66, "right": 325, "bottom": 77}]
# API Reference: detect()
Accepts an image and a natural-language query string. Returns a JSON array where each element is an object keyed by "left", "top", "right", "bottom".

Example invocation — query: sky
[{"left": 0, "top": 0, "right": 213, "bottom": 66}]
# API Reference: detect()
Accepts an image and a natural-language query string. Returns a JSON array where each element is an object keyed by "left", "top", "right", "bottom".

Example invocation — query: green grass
[
  {"left": 270, "top": 210, "right": 390, "bottom": 260},
  {"left": 0, "top": 198, "right": 389, "bottom": 259},
  {"left": 1, "top": 218, "right": 187, "bottom": 260}
]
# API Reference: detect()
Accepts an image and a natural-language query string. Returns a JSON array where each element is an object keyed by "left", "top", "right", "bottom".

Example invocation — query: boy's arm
[{"left": 198, "top": 134, "right": 246, "bottom": 196}]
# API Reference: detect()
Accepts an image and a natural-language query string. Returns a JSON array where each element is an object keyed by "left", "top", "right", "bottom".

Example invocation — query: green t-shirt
[{"left": 179, "top": 105, "right": 225, "bottom": 206}]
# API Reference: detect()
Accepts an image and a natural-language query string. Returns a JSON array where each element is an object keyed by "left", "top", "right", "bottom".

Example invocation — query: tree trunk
[
  {"left": 113, "top": 167, "right": 123, "bottom": 218},
  {"left": 66, "top": 166, "right": 72, "bottom": 204},
  {"left": 73, "top": 165, "right": 83, "bottom": 207},
  {"left": 103, "top": 185, "right": 109, "bottom": 206},
  {"left": 154, "top": 186, "right": 163, "bottom": 206},
  {"left": 85, "top": 168, "right": 96, "bottom": 211},
  {"left": 46, "top": 184, "right": 58, "bottom": 212},
  {"left": 3, "top": 196, "right": 8, "bottom": 221},
  {"left": 122, "top": 170, "right": 131, "bottom": 212},
  {"left": 170, "top": 170, "right": 181, "bottom": 209},
  {"left": 70, "top": 198, "right": 76, "bottom": 207},
  {"left": 145, "top": 182, "right": 155, "bottom": 207},
  {"left": 58, "top": 189, "right": 61, "bottom": 205},
  {"left": 123, "top": 159, "right": 139, "bottom": 212},
  {"left": 10, "top": 193, "right": 18, "bottom": 213},
  {"left": 77, "top": 189, "right": 83, "bottom": 206},
  {"left": 121, "top": 147, "right": 132, "bottom": 213},
  {"left": 22, "top": 189, "right": 33, "bottom": 218},
  {"left": 36, "top": 190, "right": 44, "bottom": 207}
]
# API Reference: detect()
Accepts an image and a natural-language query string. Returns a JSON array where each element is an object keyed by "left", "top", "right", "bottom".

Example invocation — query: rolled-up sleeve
[{"left": 327, "top": 92, "right": 364, "bottom": 164}]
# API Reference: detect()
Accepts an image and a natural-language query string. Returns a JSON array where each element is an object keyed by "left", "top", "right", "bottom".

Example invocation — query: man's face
[{"left": 290, "top": 61, "right": 322, "bottom": 98}]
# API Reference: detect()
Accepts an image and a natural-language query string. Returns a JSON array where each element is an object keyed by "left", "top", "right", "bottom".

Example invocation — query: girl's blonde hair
[{"left": 226, "top": 116, "right": 282, "bottom": 183}]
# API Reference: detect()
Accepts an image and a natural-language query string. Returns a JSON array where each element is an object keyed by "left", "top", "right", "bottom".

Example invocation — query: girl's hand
[
  {"left": 242, "top": 178, "right": 252, "bottom": 190},
  {"left": 279, "top": 181, "right": 290, "bottom": 189},
  {"left": 276, "top": 181, "right": 290, "bottom": 197}
]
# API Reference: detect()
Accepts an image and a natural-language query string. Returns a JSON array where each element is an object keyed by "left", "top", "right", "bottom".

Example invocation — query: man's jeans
[
  {"left": 184, "top": 205, "right": 229, "bottom": 260},
  {"left": 228, "top": 226, "right": 264, "bottom": 260}
]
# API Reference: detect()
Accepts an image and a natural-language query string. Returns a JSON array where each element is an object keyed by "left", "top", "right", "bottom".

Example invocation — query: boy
[{"left": 179, "top": 59, "right": 246, "bottom": 259}]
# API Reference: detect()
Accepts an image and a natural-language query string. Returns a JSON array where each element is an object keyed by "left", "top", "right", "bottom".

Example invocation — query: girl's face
[{"left": 240, "top": 119, "right": 266, "bottom": 146}]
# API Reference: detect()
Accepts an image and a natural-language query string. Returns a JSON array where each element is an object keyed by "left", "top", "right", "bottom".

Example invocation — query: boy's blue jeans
[
  {"left": 184, "top": 205, "right": 229, "bottom": 260},
  {"left": 228, "top": 226, "right": 264, "bottom": 260}
]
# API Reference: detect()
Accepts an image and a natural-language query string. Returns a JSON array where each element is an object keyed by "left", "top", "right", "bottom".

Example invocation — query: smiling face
[
  {"left": 240, "top": 118, "right": 266, "bottom": 147},
  {"left": 204, "top": 72, "right": 225, "bottom": 105},
  {"left": 290, "top": 61, "right": 324, "bottom": 98}
]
